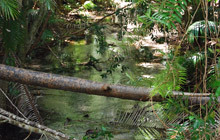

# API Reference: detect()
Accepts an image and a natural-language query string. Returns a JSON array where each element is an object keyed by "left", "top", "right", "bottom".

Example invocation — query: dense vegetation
[{"left": 1, "top": 0, "right": 220, "bottom": 139}]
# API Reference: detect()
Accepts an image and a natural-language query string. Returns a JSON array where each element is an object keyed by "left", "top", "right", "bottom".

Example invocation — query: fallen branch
[
  {"left": 0, "top": 64, "right": 216, "bottom": 104},
  {"left": 0, "top": 108, "right": 75, "bottom": 140}
]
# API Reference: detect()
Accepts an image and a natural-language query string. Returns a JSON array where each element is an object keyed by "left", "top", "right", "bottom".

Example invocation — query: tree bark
[
  {"left": 18, "top": 2, "right": 48, "bottom": 60},
  {"left": 0, "top": 108, "right": 74, "bottom": 140},
  {"left": 0, "top": 64, "right": 216, "bottom": 104}
]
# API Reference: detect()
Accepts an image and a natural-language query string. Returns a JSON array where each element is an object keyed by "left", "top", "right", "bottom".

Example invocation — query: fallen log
[
  {"left": 0, "top": 108, "right": 74, "bottom": 140},
  {"left": 0, "top": 64, "right": 215, "bottom": 103}
]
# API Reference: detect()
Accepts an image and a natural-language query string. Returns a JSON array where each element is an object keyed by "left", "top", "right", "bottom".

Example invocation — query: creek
[{"left": 37, "top": 30, "right": 166, "bottom": 139}]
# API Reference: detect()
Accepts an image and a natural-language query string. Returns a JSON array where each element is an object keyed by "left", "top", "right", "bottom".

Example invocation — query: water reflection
[{"left": 38, "top": 33, "right": 164, "bottom": 139}]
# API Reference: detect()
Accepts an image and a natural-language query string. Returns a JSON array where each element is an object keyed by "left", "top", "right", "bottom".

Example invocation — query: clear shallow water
[
  {"left": 37, "top": 34, "right": 164, "bottom": 139},
  {"left": 38, "top": 89, "right": 145, "bottom": 139}
]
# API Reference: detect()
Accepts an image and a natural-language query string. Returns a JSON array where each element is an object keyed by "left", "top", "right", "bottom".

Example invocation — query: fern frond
[
  {"left": 10, "top": 83, "right": 43, "bottom": 123},
  {"left": 151, "top": 59, "right": 187, "bottom": 97},
  {"left": 139, "top": 0, "right": 189, "bottom": 29}
]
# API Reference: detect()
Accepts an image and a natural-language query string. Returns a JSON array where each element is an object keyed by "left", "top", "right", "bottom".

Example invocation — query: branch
[
  {"left": 0, "top": 64, "right": 216, "bottom": 104},
  {"left": 0, "top": 108, "right": 75, "bottom": 140}
]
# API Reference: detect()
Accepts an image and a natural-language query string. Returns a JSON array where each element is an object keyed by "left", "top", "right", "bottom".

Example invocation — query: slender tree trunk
[
  {"left": 18, "top": 2, "right": 48, "bottom": 60},
  {"left": 0, "top": 64, "right": 214, "bottom": 104}
]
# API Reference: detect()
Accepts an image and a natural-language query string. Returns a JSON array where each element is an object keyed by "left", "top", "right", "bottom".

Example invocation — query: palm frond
[
  {"left": 9, "top": 83, "right": 43, "bottom": 123},
  {"left": 187, "top": 20, "right": 217, "bottom": 44},
  {"left": 139, "top": 126, "right": 165, "bottom": 139},
  {"left": 112, "top": 104, "right": 166, "bottom": 139},
  {"left": 0, "top": 0, "right": 19, "bottom": 20}
]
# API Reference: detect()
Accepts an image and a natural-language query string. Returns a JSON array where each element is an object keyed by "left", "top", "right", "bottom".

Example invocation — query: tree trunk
[
  {"left": 18, "top": 2, "right": 47, "bottom": 60},
  {"left": 0, "top": 64, "right": 215, "bottom": 104}
]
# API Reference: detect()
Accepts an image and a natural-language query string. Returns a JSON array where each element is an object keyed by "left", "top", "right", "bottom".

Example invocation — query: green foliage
[
  {"left": 0, "top": 0, "right": 19, "bottom": 20},
  {"left": 0, "top": 14, "right": 26, "bottom": 52},
  {"left": 135, "top": 0, "right": 150, "bottom": 15},
  {"left": 39, "top": 0, "right": 56, "bottom": 10},
  {"left": 91, "top": 25, "right": 108, "bottom": 55},
  {"left": 83, "top": 126, "right": 113, "bottom": 140},
  {"left": 100, "top": 55, "right": 126, "bottom": 79},
  {"left": 151, "top": 53, "right": 187, "bottom": 97},
  {"left": 209, "top": 59, "right": 220, "bottom": 95},
  {"left": 165, "top": 94, "right": 219, "bottom": 140},
  {"left": 41, "top": 29, "right": 54, "bottom": 43},
  {"left": 139, "top": 127, "right": 163, "bottom": 139},
  {"left": 8, "top": 82, "right": 20, "bottom": 95},
  {"left": 139, "top": 0, "right": 190, "bottom": 29},
  {"left": 187, "top": 20, "right": 217, "bottom": 44},
  {"left": 83, "top": 1, "right": 96, "bottom": 10}
]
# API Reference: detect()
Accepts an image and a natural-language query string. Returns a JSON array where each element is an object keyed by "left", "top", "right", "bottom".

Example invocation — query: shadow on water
[{"left": 37, "top": 33, "right": 165, "bottom": 140}]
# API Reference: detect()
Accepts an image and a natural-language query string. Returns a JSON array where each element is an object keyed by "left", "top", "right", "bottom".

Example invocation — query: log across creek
[{"left": 0, "top": 64, "right": 217, "bottom": 104}]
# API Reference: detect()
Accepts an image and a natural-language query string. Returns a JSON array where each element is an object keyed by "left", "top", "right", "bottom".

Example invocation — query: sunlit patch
[
  {"left": 137, "top": 62, "right": 165, "bottom": 69},
  {"left": 141, "top": 75, "right": 154, "bottom": 78}
]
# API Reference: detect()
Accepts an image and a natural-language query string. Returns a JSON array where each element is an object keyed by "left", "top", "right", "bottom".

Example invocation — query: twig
[
  {"left": 47, "top": 45, "right": 65, "bottom": 66},
  {"left": 0, "top": 88, "right": 27, "bottom": 119},
  {"left": 24, "top": 131, "right": 32, "bottom": 140}
]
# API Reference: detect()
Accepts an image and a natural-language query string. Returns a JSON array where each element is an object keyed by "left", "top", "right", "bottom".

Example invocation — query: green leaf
[
  {"left": 207, "top": 115, "right": 215, "bottom": 125},
  {"left": 83, "top": 1, "right": 96, "bottom": 10},
  {"left": 211, "top": 80, "right": 220, "bottom": 88},
  {"left": 189, "top": 116, "right": 195, "bottom": 121},
  {"left": 193, "top": 119, "right": 200, "bottom": 129},
  {"left": 215, "top": 87, "right": 220, "bottom": 97},
  {"left": 208, "top": 48, "right": 214, "bottom": 53},
  {"left": 172, "top": 14, "right": 181, "bottom": 23},
  {"left": 101, "top": 126, "right": 106, "bottom": 131}
]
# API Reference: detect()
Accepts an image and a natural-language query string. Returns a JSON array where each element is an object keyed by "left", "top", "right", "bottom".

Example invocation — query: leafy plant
[
  {"left": 151, "top": 54, "right": 187, "bottom": 97},
  {"left": 139, "top": 0, "right": 190, "bottom": 29},
  {"left": 0, "top": 0, "right": 19, "bottom": 20},
  {"left": 187, "top": 20, "right": 217, "bottom": 44},
  {"left": 91, "top": 25, "right": 108, "bottom": 55},
  {"left": 0, "top": 14, "right": 26, "bottom": 53},
  {"left": 83, "top": 1, "right": 96, "bottom": 10},
  {"left": 39, "top": 0, "right": 56, "bottom": 10},
  {"left": 165, "top": 93, "right": 219, "bottom": 140},
  {"left": 83, "top": 126, "right": 113, "bottom": 140}
]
